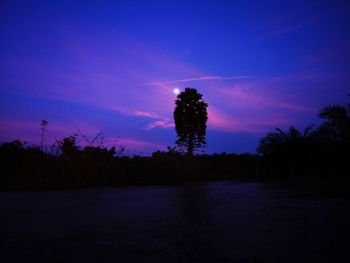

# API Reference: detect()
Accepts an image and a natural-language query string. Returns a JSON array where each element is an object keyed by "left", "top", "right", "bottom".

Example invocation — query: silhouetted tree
[
  {"left": 56, "top": 135, "right": 79, "bottom": 158},
  {"left": 318, "top": 97, "right": 350, "bottom": 143},
  {"left": 174, "top": 88, "right": 208, "bottom": 155}
]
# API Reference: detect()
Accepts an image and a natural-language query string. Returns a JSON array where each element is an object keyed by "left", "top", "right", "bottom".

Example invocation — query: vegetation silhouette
[
  {"left": 257, "top": 94, "right": 350, "bottom": 191},
  {"left": 0, "top": 94, "right": 349, "bottom": 197},
  {"left": 174, "top": 88, "right": 208, "bottom": 155},
  {"left": 318, "top": 94, "right": 350, "bottom": 143}
]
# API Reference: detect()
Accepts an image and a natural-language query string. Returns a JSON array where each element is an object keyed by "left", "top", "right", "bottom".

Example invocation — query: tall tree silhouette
[{"left": 174, "top": 88, "right": 208, "bottom": 155}]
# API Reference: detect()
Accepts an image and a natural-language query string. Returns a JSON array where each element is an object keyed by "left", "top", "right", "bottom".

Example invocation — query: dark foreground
[{"left": 1, "top": 181, "right": 349, "bottom": 263}]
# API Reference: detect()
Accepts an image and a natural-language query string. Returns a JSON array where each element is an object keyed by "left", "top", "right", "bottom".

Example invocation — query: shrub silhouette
[{"left": 56, "top": 134, "right": 79, "bottom": 158}]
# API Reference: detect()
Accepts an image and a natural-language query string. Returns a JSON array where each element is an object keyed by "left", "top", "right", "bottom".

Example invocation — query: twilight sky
[{"left": 1, "top": 0, "right": 349, "bottom": 155}]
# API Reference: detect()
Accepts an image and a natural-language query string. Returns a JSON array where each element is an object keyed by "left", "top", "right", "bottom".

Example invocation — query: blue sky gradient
[{"left": 1, "top": 0, "right": 349, "bottom": 154}]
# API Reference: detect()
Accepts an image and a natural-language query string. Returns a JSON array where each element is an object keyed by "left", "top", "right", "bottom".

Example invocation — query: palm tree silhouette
[
  {"left": 257, "top": 125, "right": 315, "bottom": 156},
  {"left": 318, "top": 95, "right": 350, "bottom": 142}
]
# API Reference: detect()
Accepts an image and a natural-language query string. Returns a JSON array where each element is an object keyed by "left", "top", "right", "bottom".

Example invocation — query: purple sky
[{"left": 1, "top": 0, "right": 350, "bottom": 155}]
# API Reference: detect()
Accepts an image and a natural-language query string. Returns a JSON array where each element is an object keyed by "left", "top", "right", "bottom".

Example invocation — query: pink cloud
[
  {"left": 207, "top": 108, "right": 254, "bottom": 133},
  {"left": 111, "top": 106, "right": 175, "bottom": 131},
  {"left": 145, "top": 120, "right": 174, "bottom": 131},
  {"left": 112, "top": 106, "right": 161, "bottom": 119},
  {"left": 133, "top": 111, "right": 160, "bottom": 119}
]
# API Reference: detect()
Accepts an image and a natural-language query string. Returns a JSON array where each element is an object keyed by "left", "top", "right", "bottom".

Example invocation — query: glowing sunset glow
[{"left": 0, "top": 1, "right": 349, "bottom": 155}]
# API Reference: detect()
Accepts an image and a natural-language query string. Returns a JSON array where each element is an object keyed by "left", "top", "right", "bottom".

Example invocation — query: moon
[{"left": 173, "top": 88, "right": 180, "bottom": 95}]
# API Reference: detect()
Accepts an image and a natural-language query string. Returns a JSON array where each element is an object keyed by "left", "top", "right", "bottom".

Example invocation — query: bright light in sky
[{"left": 173, "top": 88, "right": 180, "bottom": 95}]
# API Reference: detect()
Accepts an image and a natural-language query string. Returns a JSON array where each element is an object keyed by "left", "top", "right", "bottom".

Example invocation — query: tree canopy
[{"left": 174, "top": 88, "right": 208, "bottom": 155}]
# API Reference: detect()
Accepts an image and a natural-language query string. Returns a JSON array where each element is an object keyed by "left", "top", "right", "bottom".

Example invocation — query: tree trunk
[{"left": 187, "top": 136, "right": 194, "bottom": 156}]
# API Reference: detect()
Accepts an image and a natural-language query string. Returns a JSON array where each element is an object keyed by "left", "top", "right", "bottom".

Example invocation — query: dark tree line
[{"left": 0, "top": 92, "right": 349, "bottom": 197}]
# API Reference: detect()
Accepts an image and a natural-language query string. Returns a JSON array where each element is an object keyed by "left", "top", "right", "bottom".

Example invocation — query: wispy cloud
[
  {"left": 111, "top": 106, "right": 174, "bottom": 131},
  {"left": 214, "top": 78, "right": 316, "bottom": 113},
  {"left": 207, "top": 107, "right": 294, "bottom": 133},
  {"left": 142, "top": 75, "right": 253, "bottom": 86},
  {"left": 145, "top": 120, "right": 174, "bottom": 130},
  {"left": 112, "top": 106, "right": 161, "bottom": 119},
  {"left": 269, "top": 24, "right": 303, "bottom": 36},
  {"left": 256, "top": 15, "right": 312, "bottom": 40}
]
